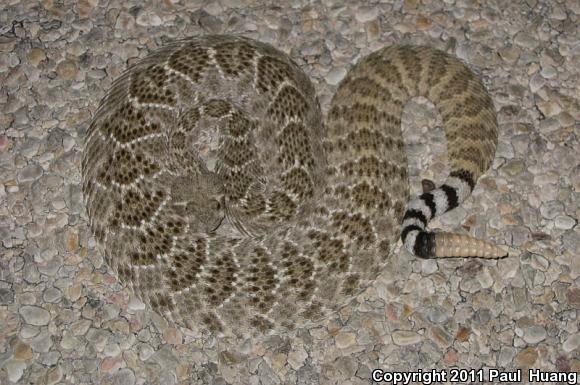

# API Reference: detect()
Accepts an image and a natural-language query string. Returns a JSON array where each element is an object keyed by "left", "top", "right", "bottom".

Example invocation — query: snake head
[{"left": 171, "top": 172, "right": 226, "bottom": 233}]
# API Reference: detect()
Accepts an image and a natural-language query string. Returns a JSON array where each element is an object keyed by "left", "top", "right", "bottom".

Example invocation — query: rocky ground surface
[{"left": 0, "top": 0, "right": 578, "bottom": 384}]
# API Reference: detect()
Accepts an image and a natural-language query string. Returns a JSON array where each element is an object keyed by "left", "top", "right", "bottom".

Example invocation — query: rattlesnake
[{"left": 82, "top": 35, "right": 506, "bottom": 335}]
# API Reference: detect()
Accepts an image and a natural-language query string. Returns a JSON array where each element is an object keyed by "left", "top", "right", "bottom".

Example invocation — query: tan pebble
[
  {"left": 502, "top": 214, "right": 519, "bottom": 225},
  {"left": 110, "top": 320, "right": 130, "bottom": 335},
  {"left": 13, "top": 340, "right": 33, "bottom": 360},
  {"left": 100, "top": 356, "right": 125, "bottom": 373},
  {"left": 533, "top": 288, "right": 554, "bottom": 304},
  {"left": 416, "top": 15, "right": 432, "bottom": 30},
  {"left": 498, "top": 46, "right": 521, "bottom": 65},
  {"left": 327, "top": 320, "right": 341, "bottom": 336},
  {"left": 567, "top": 288, "right": 580, "bottom": 309},
  {"left": 176, "top": 363, "right": 190, "bottom": 381},
  {"left": 66, "top": 253, "right": 83, "bottom": 265},
  {"left": 471, "top": 19, "right": 489, "bottom": 29},
  {"left": 219, "top": 350, "right": 240, "bottom": 365},
  {"left": 355, "top": 6, "right": 378, "bottom": 23},
  {"left": 338, "top": 305, "right": 352, "bottom": 319},
  {"left": 66, "top": 41, "right": 86, "bottom": 57},
  {"left": 56, "top": 60, "right": 78, "bottom": 80},
  {"left": 335, "top": 331, "right": 356, "bottom": 349},
  {"left": 108, "top": 292, "right": 126, "bottom": 306},
  {"left": 76, "top": 0, "right": 95, "bottom": 19},
  {"left": 163, "top": 327, "right": 183, "bottom": 345},
  {"left": 252, "top": 342, "right": 266, "bottom": 356},
  {"left": 391, "top": 330, "right": 421, "bottom": 346},
  {"left": 0, "top": 38, "right": 17, "bottom": 53},
  {"left": 404, "top": 0, "right": 418, "bottom": 10},
  {"left": 537, "top": 100, "right": 562, "bottom": 117},
  {"left": 362, "top": 317, "right": 380, "bottom": 338},
  {"left": 456, "top": 327, "right": 470, "bottom": 342},
  {"left": 515, "top": 347, "right": 538, "bottom": 366},
  {"left": 443, "top": 349, "right": 458, "bottom": 365},
  {"left": 28, "top": 48, "right": 46, "bottom": 66},
  {"left": 366, "top": 19, "right": 380, "bottom": 40},
  {"left": 66, "top": 284, "right": 82, "bottom": 302},
  {"left": 287, "top": 347, "right": 308, "bottom": 370},
  {"left": 91, "top": 273, "right": 103, "bottom": 284},
  {"left": 45, "top": 365, "right": 62, "bottom": 385},
  {"left": 65, "top": 230, "right": 79, "bottom": 252},
  {"left": 527, "top": 63, "right": 540, "bottom": 75},
  {"left": 384, "top": 303, "right": 401, "bottom": 322},
  {"left": 271, "top": 352, "right": 287, "bottom": 370},
  {"left": 429, "top": 326, "right": 452, "bottom": 348},
  {"left": 556, "top": 111, "right": 575, "bottom": 127},
  {"left": 497, "top": 203, "right": 515, "bottom": 215},
  {"left": 501, "top": 159, "right": 525, "bottom": 177}
]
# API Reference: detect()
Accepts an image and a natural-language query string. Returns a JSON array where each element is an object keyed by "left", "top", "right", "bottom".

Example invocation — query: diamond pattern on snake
[{"left": 82, "top": 35, "right": 507, "bottom": 335}]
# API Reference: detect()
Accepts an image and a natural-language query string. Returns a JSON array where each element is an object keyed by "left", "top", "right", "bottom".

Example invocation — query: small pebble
[
  {"left": 138, "top": 344, "right": 154, "bottom": 361},
  {"left": 55, "top": 60, "right": 78, "bottom": 80},
  {"left": 554, "top": 215, "right": 576, "bottom": 230},
  {"left": 523, "top": 325, "right": 547, "bottom": 344},
  {"left": 287, "top": 347, "right": 308, "bottom": 370},
  {"left": 13, "top": 340, "right": 33, "bottom": 360},
  {"left": 4, "top": 360, "right": 27, "bottom": 382},
  {"left": 563, "top": 334, "right": 580, "bottom": 353},
  {"left": 391, "top": 330, "right": 422, "bottom": 346},
  {"left": 516, "top": 347, "right": 538, "bottom": 366},
  {"left": 136, "top": 10, "right": 163, "bottom": 26},
  {"left": 354, "top": 6, "right": 378, "bottom": 23},
  {"left": 425, "top": 305, "right": 448, "bottom": 324},
  {"left": 0, "top": 287, "right": 14, "bottom": 304},
  {"left": 540, "top": 65, "right": 557, "bottom": 79},
  {"left": 46, "top": 365, "right": 63, "bottom": 385},
  {"left": 567, "top": 288, "right": 580, "bottom": 309},
  {"left": 28, "top": 48, "right": 46, "bottom": 66},
  {"left": 19, "top": 305, "right": 51, "bottom": 326},
  {"left": 335, "top": 331, "right": 356, "bottom": 349},
  {"left": 325, "top": 67, "right": 346, "bottom": 85},
  {"left": 421, "top": 259, "right": 438, "bottom": 275},
  {"left": 43, "top": 287, "right": 62, "bottom": 303},
  {"left": 60, "top": 333, "right": 80, "bottom": 350},
  {"left": 101, "top": 356, "right": 125, "bottom": 373},
  {"left": 17, "top": 165, "right": 43, "bottom": 182},
  {"left": 162, "top": 327, "right": 183, "bottom": 345},
  {"left": 110, "top": 368, "right": 136, "bottom": 385}
]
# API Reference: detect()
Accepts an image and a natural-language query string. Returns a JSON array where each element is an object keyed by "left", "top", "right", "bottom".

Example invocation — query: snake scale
[{"left": 82, "top": 35, "right": 506, "bottom": 335}]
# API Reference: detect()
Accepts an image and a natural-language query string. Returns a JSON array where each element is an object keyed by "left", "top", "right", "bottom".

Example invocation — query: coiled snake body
[{"left": 83, "top": 35, "right": 505, "bottom": 335}]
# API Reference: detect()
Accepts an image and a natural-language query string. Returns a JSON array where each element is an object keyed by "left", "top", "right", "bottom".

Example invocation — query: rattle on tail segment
[{"left": 400, "top": 170, "right": 508, "bottom": 259}]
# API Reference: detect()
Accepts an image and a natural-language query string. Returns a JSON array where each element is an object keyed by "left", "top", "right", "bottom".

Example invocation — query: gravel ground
[{"left": 1, "top": 0, "right": 579, "bottom": 384}]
